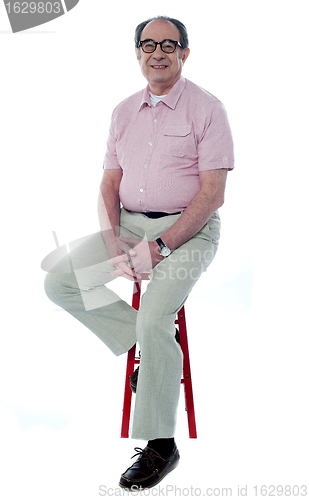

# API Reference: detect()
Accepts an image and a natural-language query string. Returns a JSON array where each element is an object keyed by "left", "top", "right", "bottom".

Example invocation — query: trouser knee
[
  {"left": 44, "top": 272, "right": 74, "bottom": 308},
  {"left": 136, "top": 306, "right": 177, "bottom": 353},
  {"left": 44, "top": 272, "right": 60, "bottom": 305}
]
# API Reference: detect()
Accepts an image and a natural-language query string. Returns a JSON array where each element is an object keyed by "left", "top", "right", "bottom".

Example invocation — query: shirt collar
[{"left": 139, "top": 76, "right": 186, "bottom": 111}]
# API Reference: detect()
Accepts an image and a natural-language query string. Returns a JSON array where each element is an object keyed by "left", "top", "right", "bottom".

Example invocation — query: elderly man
[{"left": 44, "top": 15, "right": 234, "bottom": 490}]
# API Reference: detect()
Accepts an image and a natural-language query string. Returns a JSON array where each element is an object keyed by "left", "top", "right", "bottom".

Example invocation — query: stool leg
[
  {"left": 120, "top": 279, "right": 141, "bottom": 438},
  {"left": 121, "top": 285, "right": 197, "bottom": 439},
  {"left": 177, "top": 306, "right": 197, "bottom": 439},
  {"left": 121, "top": 344, "right": 136, "bottom": 438}
]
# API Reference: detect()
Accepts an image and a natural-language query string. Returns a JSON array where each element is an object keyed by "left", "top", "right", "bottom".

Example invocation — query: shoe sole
[
  {"left": 118, "top": 458, "right": 179, "bottom": 491},
  {"left": 129, "top": 382, "right": 136, "bottom": 393}
]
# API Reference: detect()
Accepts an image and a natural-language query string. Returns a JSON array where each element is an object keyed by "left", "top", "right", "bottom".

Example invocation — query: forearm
[
  {"left": 98, "top": 184, "right": 120, "bottom": 234},
  {"left": 160, "top": 191, "right": 221, "bottom": 252},
  {"left": 160, "top": 169, "right": 227, "bottom": 252},
  {"left": 98, "top": 172, "right": 140, "bottom": 278},
  {"left": 97, "top": 173, "right": 122, "bottom": 258}
]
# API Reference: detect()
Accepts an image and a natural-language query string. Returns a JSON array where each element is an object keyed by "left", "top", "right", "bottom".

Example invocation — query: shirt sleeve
[
  {"left": 103, "top": 108, "right": 122, "bottom": 170},
  {"left": 197, "top": 100, "right": 235, "bottom": 171}
]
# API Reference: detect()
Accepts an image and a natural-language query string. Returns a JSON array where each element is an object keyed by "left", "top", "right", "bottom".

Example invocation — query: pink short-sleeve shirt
[{"left": 103, "top": 76, "right": 234, "bottom": 213}]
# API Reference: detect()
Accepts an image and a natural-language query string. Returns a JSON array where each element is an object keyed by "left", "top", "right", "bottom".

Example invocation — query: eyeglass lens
[{"left": 141, "top": 40, "right": 177, "bottom": 53}]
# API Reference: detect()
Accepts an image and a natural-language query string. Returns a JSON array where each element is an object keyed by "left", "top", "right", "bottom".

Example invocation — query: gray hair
[{"left": 134, "top": 16, "right": 189, "bottom": 49}]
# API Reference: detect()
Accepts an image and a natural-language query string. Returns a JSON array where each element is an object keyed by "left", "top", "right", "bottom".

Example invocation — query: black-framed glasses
[{"left": 138, "top": 39, "right": 183, "bottom": 54}]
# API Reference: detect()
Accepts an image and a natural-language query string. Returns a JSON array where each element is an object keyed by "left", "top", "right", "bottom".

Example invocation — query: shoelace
[{"left": 130, "top": 447, "right": 162, "bottom": 471}]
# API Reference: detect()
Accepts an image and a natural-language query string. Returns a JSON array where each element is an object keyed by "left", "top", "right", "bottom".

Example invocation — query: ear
[
  {"left": 135, "top": 47, "right": 141, "bottom": 61},
  {"left": 182, "top": 48, "right": 190, "bottom": 64}
]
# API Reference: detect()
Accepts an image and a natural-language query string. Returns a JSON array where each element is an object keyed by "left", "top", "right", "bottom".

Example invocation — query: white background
[{"left": 0, "top": 1, "right": 308, "bottom": 498}]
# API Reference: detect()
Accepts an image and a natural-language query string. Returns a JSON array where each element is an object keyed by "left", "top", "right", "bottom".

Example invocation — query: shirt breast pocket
[{"left": 161, "top": 125, "right": 192, "bottom": 157}]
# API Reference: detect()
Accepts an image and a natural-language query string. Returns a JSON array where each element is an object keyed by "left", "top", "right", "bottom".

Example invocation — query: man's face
[{"left": 136, "top": 19, "right": 190, "bottom": 95}]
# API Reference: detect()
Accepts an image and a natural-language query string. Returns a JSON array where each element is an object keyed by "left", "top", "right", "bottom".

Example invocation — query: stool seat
[{"left": 121, "top": 279, "right": 197, "bottom": 438}]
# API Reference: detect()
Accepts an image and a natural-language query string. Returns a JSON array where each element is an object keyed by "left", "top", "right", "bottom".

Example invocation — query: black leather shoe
[
  {"left": 119, "top": 444, "right": 180, "bottom": 490},
  {"left": 129, "top": 366, "right": 139, "bottom": 393},
  {"left": 130, "top": 329, "right": 180, "bottom": 394}
]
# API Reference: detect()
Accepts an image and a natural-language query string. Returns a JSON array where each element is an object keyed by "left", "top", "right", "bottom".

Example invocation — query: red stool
[{"left": 121, "top": 278, "right": 197, "bottom": 438}]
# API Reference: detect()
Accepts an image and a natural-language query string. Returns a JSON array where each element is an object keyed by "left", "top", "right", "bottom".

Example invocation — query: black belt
[{"left": 125, "top": 209, "right": 182, "bottom": 219}]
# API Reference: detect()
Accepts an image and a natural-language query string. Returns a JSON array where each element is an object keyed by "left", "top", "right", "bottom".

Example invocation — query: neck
[
  {"left": 148, "top": 75, "right": 182, "bottom": 96},
  {"left": 149, "top": 83, "right": 172, "bottom": 96},
  {"left": 149, "top": 76, "right": 182, "bottom": 95}
]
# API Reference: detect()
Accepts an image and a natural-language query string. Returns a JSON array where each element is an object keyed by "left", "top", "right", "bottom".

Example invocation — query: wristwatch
[{"left": 156, "top": 237, "right": 172, "bottom": 257}]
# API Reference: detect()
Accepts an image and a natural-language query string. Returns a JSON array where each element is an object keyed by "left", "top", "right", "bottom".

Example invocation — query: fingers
[
  {"left": 109, "top": 238, "right": 151, "bottom": 278},
  {"left": 110, "top": 266, "right": 141, "bottom": 281},
  {"left": 109, "top": 254, "right": 142, "bottom": 281},
  {"left": 109, "top": 253, "right": 131, "bottom": 266},
  {"left": 110, "top": 267, "right": 139, "bottom": 281}
]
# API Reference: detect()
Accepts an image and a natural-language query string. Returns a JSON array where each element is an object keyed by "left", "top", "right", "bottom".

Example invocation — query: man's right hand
[
  {"left": 110, "top": 236, "right": 141, "bottom": 281},
  {"left": 103, "top": 230, "right": 140, "bottom": 281}
]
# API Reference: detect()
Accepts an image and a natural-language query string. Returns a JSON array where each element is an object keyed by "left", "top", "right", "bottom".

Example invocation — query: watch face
[{"left": 161, "top": 246, "right": 171, "bottom": 257}]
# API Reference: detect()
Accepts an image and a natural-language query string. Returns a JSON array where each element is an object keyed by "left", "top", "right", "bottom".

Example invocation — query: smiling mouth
[{"left": 151, "top": 65, "right": 168, "bottom": 69}]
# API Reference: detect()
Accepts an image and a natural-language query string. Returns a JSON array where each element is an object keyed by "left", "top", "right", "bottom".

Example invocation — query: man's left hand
[{"left": 109, "top": 237, "right": 164, "bottom": 275}]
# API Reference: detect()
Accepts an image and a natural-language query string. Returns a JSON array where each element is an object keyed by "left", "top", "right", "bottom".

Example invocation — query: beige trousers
[{"left": 44, "top": 208, "right": 221, "bottom": 439}]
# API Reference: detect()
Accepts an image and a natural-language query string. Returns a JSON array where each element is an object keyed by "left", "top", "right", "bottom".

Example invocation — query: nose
[{"left": 153, "top": 44, "right": 166, "bottom": 58}]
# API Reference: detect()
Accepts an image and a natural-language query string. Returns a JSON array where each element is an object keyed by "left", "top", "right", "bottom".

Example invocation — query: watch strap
[
  {"left": 155, "top": 237, "right": 171, "bottom": 257},
  {"left": 156, "top": 237, "right": 165, "bottom": 250}
]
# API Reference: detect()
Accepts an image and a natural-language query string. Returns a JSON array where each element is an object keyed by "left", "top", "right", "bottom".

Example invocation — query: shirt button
[
  {"left": 144, "top": 165, "right": 147, "bottom": 168},
  {"left": 224, "top": 157, "right": 228, "bottom": 162},
  {"left": 154, "top": 119, "right": 157, "bottom": 123},
  {"left": 140, "top": 188, "right": 144, "bottom": 193},
  {"left": 149, "top": 142, "right": 152, "bottom": 146}
]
